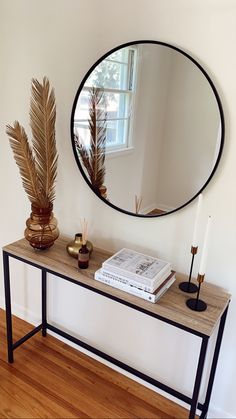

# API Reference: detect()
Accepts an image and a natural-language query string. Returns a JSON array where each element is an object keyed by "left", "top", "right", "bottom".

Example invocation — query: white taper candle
[
  {"left": 199, "top": 216, "right": 212, "bottom": 275},
  {"left": 192, "top": 194, "right": 203, "bottom": 247}
]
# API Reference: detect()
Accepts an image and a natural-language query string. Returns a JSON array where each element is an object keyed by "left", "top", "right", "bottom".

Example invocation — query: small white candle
[
  {"left": 192, "top": 194, "right": 203, "bottom": 247},
  {"left": 199, "top": 216, "right": 212, "bottom": 275}
]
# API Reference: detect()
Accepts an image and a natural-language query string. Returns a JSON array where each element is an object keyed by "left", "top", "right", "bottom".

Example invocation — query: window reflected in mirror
[{"left": 71, "top": 41, "right": 224, "bottom": 217}]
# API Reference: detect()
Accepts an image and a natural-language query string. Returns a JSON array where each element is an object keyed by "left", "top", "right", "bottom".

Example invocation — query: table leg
[
  {"left": 189, "top": 336, "right": 209, "bottom": 419},
  {"left": 3, "top": 251, "right": 14, "bottom": 363},
  {"left": 200, "top": 305, "right": 229, "bottom": 418},
  {"left": 42, "top": 269, "right": 47, "bottom": 337}
]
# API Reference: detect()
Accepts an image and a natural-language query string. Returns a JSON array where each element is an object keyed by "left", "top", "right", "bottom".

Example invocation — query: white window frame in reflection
[{"left": 74, "top": 46, "right": 138, "bottom": 153}]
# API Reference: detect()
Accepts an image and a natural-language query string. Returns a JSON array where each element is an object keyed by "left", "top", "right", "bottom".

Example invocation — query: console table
[{"left": 2, "top": 236, "right": 231, "bottom": 419}]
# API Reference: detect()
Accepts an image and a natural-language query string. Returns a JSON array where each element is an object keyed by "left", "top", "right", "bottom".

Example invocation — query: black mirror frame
[{"left": 70, "top": 40, "right": 225, "bottom": 218}]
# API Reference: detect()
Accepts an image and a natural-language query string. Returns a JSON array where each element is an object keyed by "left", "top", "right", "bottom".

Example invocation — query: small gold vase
[
  {"left": 66, "top": 233, "right": 93, "bottom": 258},
  {"left": 24, "top": 203, "right": 59, "bottom": 250}
]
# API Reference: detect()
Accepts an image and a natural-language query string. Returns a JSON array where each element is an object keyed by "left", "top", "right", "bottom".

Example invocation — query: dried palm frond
[
  {"left": 30, "top": 77, "right": 58, "bottom": 203},
  {"left": 6, "top": 77, "right": 58, "bottom": 208},
  {"left": 74, "top": 133, "right": 92, "bottom": 179},
  {"left": 75, "top": 87, "right": 107, "bottom": 194},
  {"left": 6, "top": 121, "right": 44, "bottom": 206}
]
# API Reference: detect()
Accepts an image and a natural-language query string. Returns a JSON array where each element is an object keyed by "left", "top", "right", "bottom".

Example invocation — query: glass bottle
[{"left": 78, "top": 243, "right": 89, "bottom": 269}]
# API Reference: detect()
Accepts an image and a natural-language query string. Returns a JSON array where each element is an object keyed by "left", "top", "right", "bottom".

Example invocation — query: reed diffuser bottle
[
  {"left": 78, "top": 219, "right": 89, "bottom": 269},
  {"left": 78, "top": 243, "right": 89, "bottom": 269}
]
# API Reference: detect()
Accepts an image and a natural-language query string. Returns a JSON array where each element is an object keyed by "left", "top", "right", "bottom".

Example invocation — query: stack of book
[{"left": 94, "top": 248, "right": 175, "bottom": 303}]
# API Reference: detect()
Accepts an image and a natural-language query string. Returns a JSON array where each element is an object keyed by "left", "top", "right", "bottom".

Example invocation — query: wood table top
[{"left": 3, "top": 236, "right": 231, "bottom": 337}]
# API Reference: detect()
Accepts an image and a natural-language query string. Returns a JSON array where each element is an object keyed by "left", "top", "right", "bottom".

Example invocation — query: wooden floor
[
  {"left": 0, "top": 309, "right": 188, "bottom": 418},
  {"left": 147, "top": 209, "right": 166, "bottom": 216}
]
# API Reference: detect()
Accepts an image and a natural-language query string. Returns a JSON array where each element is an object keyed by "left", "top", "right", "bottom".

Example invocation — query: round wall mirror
[{"left": 71, "top": 41, "right": 224, "bottom": 217}]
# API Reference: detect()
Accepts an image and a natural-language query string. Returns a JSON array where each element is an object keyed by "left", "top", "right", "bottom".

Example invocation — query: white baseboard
[
  {"left": 0, "top": 296, "right": 40, "bottom": 326},
  {"left": 0, "top": 297, "right": 234, "bottom": 419},
  {"left": 208, "top": 406, "right": 235, "bottom": 419}
]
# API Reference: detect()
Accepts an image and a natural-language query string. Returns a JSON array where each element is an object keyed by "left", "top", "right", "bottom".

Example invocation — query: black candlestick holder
[
  {"left": 186, "top": 274, "right": 207, "bottom": 311},
  {"left": 179, "top": 246, "right": 199, "bottom": 293}
]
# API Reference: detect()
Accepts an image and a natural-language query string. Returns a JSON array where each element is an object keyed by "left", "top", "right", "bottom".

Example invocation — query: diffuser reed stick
[
  {"left": 81, "top": 218, "right": 88, "bottom": 245},
  {"left": 135, "top": 195, "right": 143, "bottom": 214}
]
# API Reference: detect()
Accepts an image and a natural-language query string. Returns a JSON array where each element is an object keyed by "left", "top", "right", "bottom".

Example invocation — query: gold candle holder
[
  {"left": 197, "top": 274, "right": 205, "bottom": 284},
  {"left": 186, "top": 273, "right": 207, "bottom": 311},
  {"left": 179, "top": 246, "right": 199, "bottom": 293}
]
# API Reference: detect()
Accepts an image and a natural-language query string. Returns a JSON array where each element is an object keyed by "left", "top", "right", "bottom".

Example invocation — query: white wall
[
  {"left": 88, "top": 44, "right": 172, "bottom": 214},
  {"left": 1, "top": 1, "right": 236, "bottom": 417},
  {"left": 134, "top": 44, "right": 172, "bottom": 212},
  {"left": 156, "top": 49, "right": 220, "bottom": 209}
]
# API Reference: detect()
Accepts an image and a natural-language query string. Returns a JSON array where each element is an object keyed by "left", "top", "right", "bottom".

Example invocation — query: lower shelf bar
[
  {"left": 47, "top": 322, "right": 202, "bottom": 409},
  {"left": 12, "top": 324, "right": 42, "bottom": 350}
]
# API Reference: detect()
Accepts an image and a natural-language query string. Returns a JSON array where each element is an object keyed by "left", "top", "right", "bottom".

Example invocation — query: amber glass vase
[{"left": 24, "top": 203, "right": 59, "bottom": 250}]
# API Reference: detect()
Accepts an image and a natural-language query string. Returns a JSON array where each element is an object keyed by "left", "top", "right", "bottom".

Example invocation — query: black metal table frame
[{"left": 3, "top": 250, "right": 229, "bottom": 419}]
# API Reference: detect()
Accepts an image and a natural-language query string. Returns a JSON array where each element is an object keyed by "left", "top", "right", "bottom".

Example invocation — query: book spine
[
  {"left": 154, "top": 276, "right": 176, "bottom": 302},
  {"left": 100, "top": 268, "right": 155, "bottom": 292},
  {"left": 94, "top": 271, "right": 157, "bottom": 302},
  {"left": 102, "top": 262, "right": 171, "bottom": 285}
]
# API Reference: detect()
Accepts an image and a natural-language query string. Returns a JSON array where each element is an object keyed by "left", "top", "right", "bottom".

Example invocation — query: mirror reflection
[{"left": 72, "top": 42, "right": 223, "bottom": 216}]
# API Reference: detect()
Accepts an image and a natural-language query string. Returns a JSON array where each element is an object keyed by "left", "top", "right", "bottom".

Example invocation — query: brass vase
[
  {"left": 24, "top": 203, "right": 59, "bottom": 250},
  {"left": 66, "top": 233, "right": 93, "bottom": 258}
]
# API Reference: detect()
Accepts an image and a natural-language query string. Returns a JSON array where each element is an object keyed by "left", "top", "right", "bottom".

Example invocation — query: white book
[
  {"left": 94, "top": 269, "right": 176, "bottom": 303},
  {"left": 100, "top": 267, "right": 172, "bottom": 293},
  {"left": 102, "top": 248, "right": 171, "bottom": 286}
]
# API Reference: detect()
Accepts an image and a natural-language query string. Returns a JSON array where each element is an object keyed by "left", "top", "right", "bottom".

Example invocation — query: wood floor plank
[{"left": 0, "top": 309, "right": 189, "bottom": 418}]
